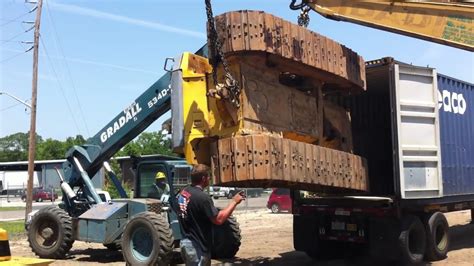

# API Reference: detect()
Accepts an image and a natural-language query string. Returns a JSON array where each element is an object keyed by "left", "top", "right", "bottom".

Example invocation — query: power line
[
  {"left": 45, "top": 0, "right": 91, "bottom": 137},
  {"left": 0, "top": 102, "right": 23, "bottom": 112},
  {"left": 0, "top": 51, "right": 27, "bottom": 64},
  {"left": 0, "top": 12, "right": 30, "bottom": 27},
  {"left": 0, "top": 30, "right": 29, "bottom": 43},
  {"left": 39, "top": 35, "right": 83, "bottom": 135}
]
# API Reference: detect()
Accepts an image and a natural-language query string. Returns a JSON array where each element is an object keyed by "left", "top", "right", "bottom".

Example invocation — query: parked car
[
  {"left": 21, "top": 188, "right": 58, "bottom": 202},
  {"left": 267, "top": 188, "right": 291, "bottom": 213},
  {"left": 209, "top": 186, "right": 232, "bottom": 199}
]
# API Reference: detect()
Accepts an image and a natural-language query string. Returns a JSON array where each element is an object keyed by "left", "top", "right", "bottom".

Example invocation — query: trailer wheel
[
  {"left": 211, "top": 215, "right": 241, "bottom": 259},
  {"left": 423, "top": 212, "right": 449, "bottom": 261},
  {"left": 28, "top": 206, "right": 74, "bottom": 259},
  {"left": 399, "top": 215, "right": 426, "bottom": 264},
  {"left": 122, "top": 212, "right": 174, "bottom": 265}
]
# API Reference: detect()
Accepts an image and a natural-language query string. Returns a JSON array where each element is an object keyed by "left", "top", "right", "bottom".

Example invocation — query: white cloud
[{"left": 48, "top": 1, "right": 206, "bottom": 39}]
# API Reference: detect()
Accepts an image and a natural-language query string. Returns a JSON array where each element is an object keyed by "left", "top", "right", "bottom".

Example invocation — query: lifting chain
[
  {"left": 298, "top": 6, "right": 311, "bottom": 27},
  {"left": 289, "top": 0, "right": 311, "bottom": 27},
  {"left": 205, "top": 0, "right": 241, "bottom": 108}
]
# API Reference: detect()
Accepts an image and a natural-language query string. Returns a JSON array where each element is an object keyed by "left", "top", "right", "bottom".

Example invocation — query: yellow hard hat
[{"left": 155, "top": 171, "right": 166, "bottom": 180}]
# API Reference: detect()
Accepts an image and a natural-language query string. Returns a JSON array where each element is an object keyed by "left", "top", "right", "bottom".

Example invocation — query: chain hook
[
  {"left": 205, "top": 0, "right": 241, "bottom": 108},
  {"left": 298, "top": 6, "right": 311, "bottom": 27}
]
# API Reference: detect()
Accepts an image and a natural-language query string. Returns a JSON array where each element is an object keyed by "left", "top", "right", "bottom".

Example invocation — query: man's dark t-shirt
[{"left": 177, "top": 186, "right": 219, "bottom": 253}]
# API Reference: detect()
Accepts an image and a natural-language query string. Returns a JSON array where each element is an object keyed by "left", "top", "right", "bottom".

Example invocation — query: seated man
[{"left": 148, "top": 171, "right": 170, "bottom": 202}]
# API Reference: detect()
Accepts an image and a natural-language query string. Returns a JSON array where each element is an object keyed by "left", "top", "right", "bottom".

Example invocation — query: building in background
[{"left": 0, "top": 159, "right": 104, "bottom": 195}]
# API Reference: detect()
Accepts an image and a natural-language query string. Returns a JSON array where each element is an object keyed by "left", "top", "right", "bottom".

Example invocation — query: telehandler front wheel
[
  {"left": 27, "top": 206, "right": 74, "bottom": 259},
  {"left": 122, "top": 212, "right": 174, "bottom": 265}
]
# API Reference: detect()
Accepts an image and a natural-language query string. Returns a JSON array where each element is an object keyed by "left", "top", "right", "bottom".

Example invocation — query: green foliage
[
  {"left": 105, "top": 177, "right": 133, "bottom": 199},
  {"left": 0, "top": 132, "right": 42, "bottom": 162},
  {"left": 0, "top": 207, "right": 25, "bottom": 211},
  {"left": 0, "top": 220, "right": 25, "bottom": 235},
  {"left": 0, "top": 130, "right": 171, "bottom": 162},
  {"left": 36, "top": 138, "right": 65, "bottom": 160},
  {"left": 117, "top": 131, "right": 173, "bottom": 157},
  {"left": 104, "top": 158, "right": 133, "bottom": 199},
  {"left": 1, "top": 131, "right": 172, "bottom": 198},
  {"left": 0, "top": 133, "right": 87, "bottom": 162},
  {"left": 37, "top": 135, "right": 86, "bottom": 160},
  {"left": 64, "top": 135, "right": 86, "bottom": 148}
]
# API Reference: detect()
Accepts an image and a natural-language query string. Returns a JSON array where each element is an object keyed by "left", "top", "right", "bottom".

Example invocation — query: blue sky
[{"left": 1, "top": 0, "right": 473, "bottom": 141}]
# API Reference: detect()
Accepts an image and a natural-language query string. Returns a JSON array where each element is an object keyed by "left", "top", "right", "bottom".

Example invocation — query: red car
[
  {"left": 21, "top": 188, "right": 58, "bottom": 202},
  {"left": 267, "top": 188, "right": 292, "bottom": 213}
]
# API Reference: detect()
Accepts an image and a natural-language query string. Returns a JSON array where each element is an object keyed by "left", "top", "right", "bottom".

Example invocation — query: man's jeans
[{"left": 180, "top": 238, "right": 211, "bottom": 266}]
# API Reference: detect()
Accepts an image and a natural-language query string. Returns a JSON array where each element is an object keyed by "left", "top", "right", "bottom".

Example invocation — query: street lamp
[{"left": 0, "top": 91, "right": 32, "bottom": 109}]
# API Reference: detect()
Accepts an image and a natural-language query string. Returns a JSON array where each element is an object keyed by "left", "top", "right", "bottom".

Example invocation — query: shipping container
[
  {"left": 293, "top": 58, "right": 474, "bottom": 264},
  {"left": 438, "top": 74, "right": 474, "bottom": 196}
]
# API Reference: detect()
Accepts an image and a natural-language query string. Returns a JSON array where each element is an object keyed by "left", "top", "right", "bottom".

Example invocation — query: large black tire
[
  {"left": 399, "top": 215, "right": 426, "bottom": 264},
  {"left": 211, "top": 215, "right": 241, "bottom": 259},
  {"left": 27, "top": 206, "right": 74, "bottom": 259},
  {"left": 121, "top": 212, "right": 174, "bottom": 265},
  {"left": 423, "top": 212, "right": 449, "bottom": 261}
]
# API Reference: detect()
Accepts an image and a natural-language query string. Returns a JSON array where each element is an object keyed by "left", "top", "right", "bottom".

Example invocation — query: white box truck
[{"left": 0, "top": 171, "right": 40, "bottom": 196}]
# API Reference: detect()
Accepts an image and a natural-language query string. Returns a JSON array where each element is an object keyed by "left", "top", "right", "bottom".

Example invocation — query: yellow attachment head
[{"left": 155, "top": 172, "right": 166, "bottom": 180}]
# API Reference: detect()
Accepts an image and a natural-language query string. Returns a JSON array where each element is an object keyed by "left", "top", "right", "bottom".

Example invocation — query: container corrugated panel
[{"left": 438, "top": 74, "right": 474, "bottom": 196}]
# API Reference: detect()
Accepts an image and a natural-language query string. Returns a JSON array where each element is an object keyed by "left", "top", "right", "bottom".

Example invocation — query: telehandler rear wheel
[
  {"left": 122, "top": 212, "right": 174, "bottom": 265},
  {"left": 211, "top": 215, "right": 241, "bottom": 259},
  {"left": 27, "top": 206, "right": 74, "bottom": 259}
]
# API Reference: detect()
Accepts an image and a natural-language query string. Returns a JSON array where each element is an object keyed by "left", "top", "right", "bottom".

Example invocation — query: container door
[{"left": 392, "top": 64, "right": 443, "bottom": 199}]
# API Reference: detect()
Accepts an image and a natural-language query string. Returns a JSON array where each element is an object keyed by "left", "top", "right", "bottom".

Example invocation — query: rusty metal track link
[
  {"left": 213, "top": 10, "right": 366, "bottom": 91},
  {"left": 211, "top": 135, "right": 368, "bottom": 193}
]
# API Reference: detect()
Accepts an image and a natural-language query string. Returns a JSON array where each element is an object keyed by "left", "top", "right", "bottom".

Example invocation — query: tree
[
  {"left": 117, "top": 131, "right": 173, "bottom": 157},
  {"left": 36, "top": 138, "right": 66, "bottom": 160},
  {"left": 0, "top": 132, "right": 43, "bottom": 162},
  {"left": 64, "top": 135, "right": 86, "bottom": 148}
]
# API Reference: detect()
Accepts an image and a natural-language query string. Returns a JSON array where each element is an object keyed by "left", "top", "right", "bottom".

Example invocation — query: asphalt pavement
[
  {"left": 0, "top": 193, "right": 271, "bottom": 221},
  {"left": 213, "top": 194, "right": 269, "bottom": 211},
  {"left": 0, "top": 197, "right": 57, "bottom": 221}
]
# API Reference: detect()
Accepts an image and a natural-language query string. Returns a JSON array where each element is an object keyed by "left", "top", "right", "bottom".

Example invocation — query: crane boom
[
  {"left": 305, "top": 0, "right": 473, "bottom": 51},
  {"left": 62, "top": 47, "right": 208, "bottom": 191}
]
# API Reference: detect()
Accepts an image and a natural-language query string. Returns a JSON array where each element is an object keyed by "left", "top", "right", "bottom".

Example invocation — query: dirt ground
[{"left": 7, "top": 209, "right": 474, "bottom": 265}]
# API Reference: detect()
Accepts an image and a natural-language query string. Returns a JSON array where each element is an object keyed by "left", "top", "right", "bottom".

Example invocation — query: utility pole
[{"left": 25, "top": 0, "right": 43, "bottom": 222}]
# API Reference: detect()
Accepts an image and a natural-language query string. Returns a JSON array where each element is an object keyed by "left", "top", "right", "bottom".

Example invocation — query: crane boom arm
[
  {"left": 62, "top": 71, "right": 172, "bottom": 190},
  {"left": 306, "top": 0, "right": 473, "bottom": 51},
  {"left": 63, "top": 46, "right": 208, "bottom": 193}
]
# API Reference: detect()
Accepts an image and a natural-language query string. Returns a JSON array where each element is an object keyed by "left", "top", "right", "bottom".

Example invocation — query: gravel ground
[{"left": 6, "top": 209, "right": 474, "bottom": 265}]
